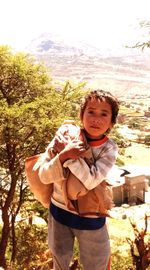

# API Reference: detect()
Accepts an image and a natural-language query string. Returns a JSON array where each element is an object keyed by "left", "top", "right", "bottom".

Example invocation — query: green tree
[
  {"left": 0, "top": 46, "right": 86, "bottom": 268},
  {"left": 130, "top": 20, "right": 150, "bottom": 50},
  {"left": 127, "top": 117, "right": 141, "bottom": 129}
]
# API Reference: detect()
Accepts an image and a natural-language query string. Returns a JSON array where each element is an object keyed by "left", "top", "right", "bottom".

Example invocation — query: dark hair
[{"left": 80, "top": 89, "right": 119, "bottom": 124}]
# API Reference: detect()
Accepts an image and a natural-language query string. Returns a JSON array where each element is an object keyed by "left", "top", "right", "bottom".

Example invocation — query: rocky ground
[{"left": 110, "top": 202, "right": 150, "bottom": 232}]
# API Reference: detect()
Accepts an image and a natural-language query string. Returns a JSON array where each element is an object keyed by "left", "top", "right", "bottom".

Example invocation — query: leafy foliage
[
  {"left": 0, "top": 45, "right": 87, "bottom": 268},
  {"left": 127, "top": 117, "right": 141, "bottom": 130},
  {"left": 128, "top": 20, "right": 150, "bottom": 51},
  {"left": 9, "top": 223, "right": 51, "bottom": 270}
]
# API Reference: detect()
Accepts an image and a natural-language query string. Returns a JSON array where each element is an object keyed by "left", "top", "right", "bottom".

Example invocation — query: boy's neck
[
  {"left": 86, "top": 135, "right": 106, "bottom": 142},
  {"left": 82, "top": 129, "right": 106, "bottom": 141}
]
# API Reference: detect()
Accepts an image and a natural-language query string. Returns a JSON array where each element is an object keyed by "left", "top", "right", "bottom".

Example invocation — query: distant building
[
  {"left": 124, "top": 174, "right": 148, "bottom": 204},
  {"left": 112, "top": 171, "right": 149, "bottom": 206}
]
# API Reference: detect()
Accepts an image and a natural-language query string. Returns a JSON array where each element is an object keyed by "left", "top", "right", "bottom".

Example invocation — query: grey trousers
[{"left": 48, "top": 214, "right": 110, "bottom": 270}]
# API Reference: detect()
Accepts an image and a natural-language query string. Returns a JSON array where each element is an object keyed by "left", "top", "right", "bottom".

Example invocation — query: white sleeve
[
  {"left": 38, "top": 141, "right": 66, "bottom": 184},
  {"left": 38, "top": 123, "right": 80, "bottom": 184}
]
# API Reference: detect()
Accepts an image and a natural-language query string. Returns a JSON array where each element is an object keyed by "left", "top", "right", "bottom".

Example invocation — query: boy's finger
[{"left": 55, "top": 134, "right": 67, "bottom": 144}]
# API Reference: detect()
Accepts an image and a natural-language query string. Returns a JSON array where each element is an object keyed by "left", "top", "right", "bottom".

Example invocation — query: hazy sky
[{"left": 0, "top": 0, "right": 150, "bottom": 51}]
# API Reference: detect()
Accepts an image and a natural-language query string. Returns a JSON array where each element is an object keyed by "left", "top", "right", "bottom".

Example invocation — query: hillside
[{"left": 26, "top": 33, "right": 150, "bottom": 97}]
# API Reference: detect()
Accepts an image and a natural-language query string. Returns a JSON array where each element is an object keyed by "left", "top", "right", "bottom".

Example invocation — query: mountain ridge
[{"left": 26, "top": 33, "right": 150, "bottom": 96}]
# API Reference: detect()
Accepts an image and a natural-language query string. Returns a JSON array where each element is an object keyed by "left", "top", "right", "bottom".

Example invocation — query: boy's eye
[
  {"left": 88, "top": 110, "right": 94, "bottom": 114},
  {"left": 101, "top": 113, "right": 107, "bottom": 117}
]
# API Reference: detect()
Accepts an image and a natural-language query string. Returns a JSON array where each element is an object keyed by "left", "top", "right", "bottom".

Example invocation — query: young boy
[
  {"left": 39, "top": 89, "right": 119, "bottom": 270},
  {"left": 44, "top": 119, "right": 114, "bottom": 217}
]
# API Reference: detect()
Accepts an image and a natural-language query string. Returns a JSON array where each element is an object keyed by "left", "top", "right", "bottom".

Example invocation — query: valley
[{"left": 26, "top": 33, "right": 150, "bottom": 98}]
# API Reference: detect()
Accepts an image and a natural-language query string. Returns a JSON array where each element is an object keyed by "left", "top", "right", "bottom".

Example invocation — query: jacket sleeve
[
  {"left": 63, "top": 140, "right": 118, "bottom": 190},
  {"left": 38, "top": 123, "right": 80, "bottom": 185},
  {"left": 38, "top": 140, "right": 66, "bottom": 184}
]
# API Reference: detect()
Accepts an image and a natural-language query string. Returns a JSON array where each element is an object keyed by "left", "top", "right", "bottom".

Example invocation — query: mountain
[{"left": 26, "top": 33, "right": 150, "bottom": 97}]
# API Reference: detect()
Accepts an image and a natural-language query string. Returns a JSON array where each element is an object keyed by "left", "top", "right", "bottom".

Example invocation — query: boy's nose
[{"left": 92, "top": 118, "right": 101, "bottom": 125}]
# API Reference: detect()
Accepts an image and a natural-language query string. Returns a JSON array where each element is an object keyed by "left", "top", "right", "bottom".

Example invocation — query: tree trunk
[
  {"left": 0, "top": 207, "right": 10, "bottom": 268},
  {"left": 0, "top": 128, "right": 18, "bottom": 267},
  {"left": 10, "top": 215, "right": 17, "bottom": 263}
]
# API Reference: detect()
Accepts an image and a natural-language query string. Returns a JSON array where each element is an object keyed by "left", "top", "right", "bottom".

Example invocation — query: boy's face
[{"left": 81, "top": 99, "right": 113, "bottom": 139}]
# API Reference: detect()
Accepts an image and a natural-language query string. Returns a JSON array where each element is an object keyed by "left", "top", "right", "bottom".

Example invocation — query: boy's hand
[
  {"left": 54, "top": 134, "right": 68, "bottom": 153},
  {"left": 59, "top": 140, "right": 86, "bottom": 164},
  {"left": 54, "top": 131, "right": 78, "bottom": 153}
]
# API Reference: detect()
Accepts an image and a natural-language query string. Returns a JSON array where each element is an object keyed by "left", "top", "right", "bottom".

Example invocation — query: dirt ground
[
  {"left": 109, "top": 203, "right": 150, "bottom": 236},
  {"left": 123, "top": 142, "right": 150, "bottom": 166}
]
